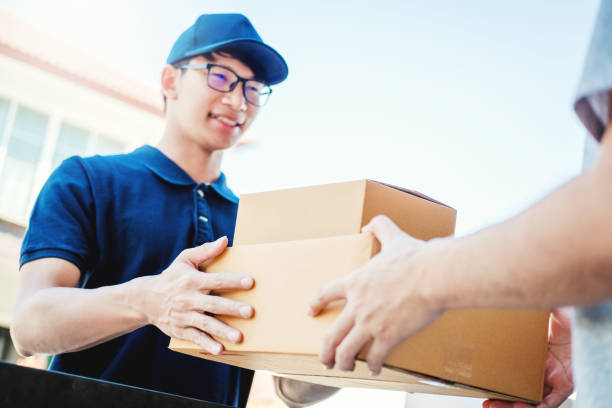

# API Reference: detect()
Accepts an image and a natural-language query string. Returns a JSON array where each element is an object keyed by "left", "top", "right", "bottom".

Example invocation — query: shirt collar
[
  {"left": 209, "top": 172, "right": 239, "bottom": 204},
  {"left": 133, "top": 145, "right": 239, "bottom": 204}
]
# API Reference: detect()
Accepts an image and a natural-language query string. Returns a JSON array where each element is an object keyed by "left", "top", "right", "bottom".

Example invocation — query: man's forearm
[
  {"left": 424, "top": 156, "right": 612, "bottom": 310},
  {"left": 11, "top": 277, "right": 149, "bottom": 356}
]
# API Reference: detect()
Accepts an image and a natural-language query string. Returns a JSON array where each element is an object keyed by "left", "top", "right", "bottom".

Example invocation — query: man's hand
[
  {"left": 141, "top": 236, "right": 254, "bottom": 355},
  {"left": 483, "top": 309, "right": 574, "bottom": 408},
  {"left": 308, "top": 215, "right": 444, "bottom": 375}
]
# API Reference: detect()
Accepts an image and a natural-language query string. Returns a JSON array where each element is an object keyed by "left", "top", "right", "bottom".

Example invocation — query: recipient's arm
[
  {"left": 428, "top": 124, "right": 612, "bottom": 311},
  {"left": 310, "top": 120, "right": 612, "bottom": 374}
]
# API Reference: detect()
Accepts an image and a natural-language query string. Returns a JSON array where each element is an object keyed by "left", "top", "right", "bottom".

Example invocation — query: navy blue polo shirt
[{"left": 20, "top": 145, "right": 253, "bottom": 407}]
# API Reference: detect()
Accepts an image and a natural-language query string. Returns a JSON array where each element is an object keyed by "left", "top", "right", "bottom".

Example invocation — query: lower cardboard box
[{"left": 169, "top": 233, "right": 549, "bottom": 403}]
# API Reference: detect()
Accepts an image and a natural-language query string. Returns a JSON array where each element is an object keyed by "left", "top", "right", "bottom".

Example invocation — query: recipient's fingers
[
  {"left": 361, "top": 215, "right": 404, "bottom": 247},
  {"left": 179, "top": 237, "right": 228, "bottom": 266},
  {"left": 199, "top": 272, "right": 254, "bottom": 292},
  {"left": 335, "top": 326, "right": 371, "bottom": 371},
  {"left": 195, "top": 294, "right": 253, "bottom": 319},
  {"left": 540, "top": 389, "right": 572, "bottom": 408},
  {"left": 186, "top": 312, "right": 243, "bottom": 344},
  {"left": 308, "top": 278, "right": 347, "bottom": 317},
  {"left": 319, "top": 308, "right": 355, "bottom": 368}
]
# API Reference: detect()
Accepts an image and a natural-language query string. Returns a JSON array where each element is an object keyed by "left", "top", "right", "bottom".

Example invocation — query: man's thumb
[{"left": 180, "top": 236, "right": 228, "bottom": 266}]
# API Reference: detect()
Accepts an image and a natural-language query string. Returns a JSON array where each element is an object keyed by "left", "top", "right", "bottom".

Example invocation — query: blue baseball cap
[{"left": 167, "top": 13, "right": 288, "bottom": 85}]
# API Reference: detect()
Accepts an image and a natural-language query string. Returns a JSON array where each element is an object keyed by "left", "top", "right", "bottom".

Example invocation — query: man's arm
[
  {"left": 309, "top": 120, "right": 612, "bottom": 374},
  {"left": 11, "top": 237, "right": 254, "bottom": 357}
]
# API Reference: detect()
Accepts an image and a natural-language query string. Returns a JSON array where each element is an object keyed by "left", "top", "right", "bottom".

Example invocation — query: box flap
[
  {"left": 362, "top": 180, "right": 457, "bottom": 240},
  {"left": 368, "top": 180, "right": 454, "bottom": 209}
]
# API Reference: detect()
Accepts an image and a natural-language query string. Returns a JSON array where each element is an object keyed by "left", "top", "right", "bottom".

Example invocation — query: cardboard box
[
  {"left": 169, "top": 180, "right": 549, "bottom": 403},
  {"left": 233, "top": 179, "right": 456, "bottom": 245}
]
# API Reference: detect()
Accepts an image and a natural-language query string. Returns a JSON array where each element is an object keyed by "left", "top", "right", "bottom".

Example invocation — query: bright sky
[{"left": 1, "top": 0, "right": 601, "bottom": 237}]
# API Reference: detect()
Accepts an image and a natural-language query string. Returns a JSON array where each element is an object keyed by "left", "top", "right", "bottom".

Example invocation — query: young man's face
[{"left": 168, "top": 52, "right": 260, "bottom": 153}]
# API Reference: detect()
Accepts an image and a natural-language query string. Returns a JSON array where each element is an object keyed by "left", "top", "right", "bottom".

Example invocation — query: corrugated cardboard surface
[
  {"left": 169, "top": 180, "right": 548, "bottom": 403},
  {"left": 234, "top": 180, "right": 367, "bottom": 245}
]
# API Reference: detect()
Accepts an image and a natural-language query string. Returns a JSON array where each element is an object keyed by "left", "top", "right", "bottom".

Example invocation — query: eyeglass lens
[{"left": 207, "top": 66, "right": 270, "bottom": 106}]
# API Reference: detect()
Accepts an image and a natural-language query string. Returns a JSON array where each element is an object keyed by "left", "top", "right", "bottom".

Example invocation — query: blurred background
[{"left": 0, "top": 0, "right": 599, "bottom": 406}]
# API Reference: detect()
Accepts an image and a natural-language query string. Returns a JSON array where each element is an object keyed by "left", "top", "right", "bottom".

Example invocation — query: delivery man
[{"left": 10, "top": 13, "right": 334, "bottom": 407}]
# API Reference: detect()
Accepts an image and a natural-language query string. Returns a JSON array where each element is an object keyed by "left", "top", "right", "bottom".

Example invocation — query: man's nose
[{"left": 222, "top": 82, "right": 247, "bottom": 111}]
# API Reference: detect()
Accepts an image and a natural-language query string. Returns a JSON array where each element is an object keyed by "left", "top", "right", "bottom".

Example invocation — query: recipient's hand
[
  {"left": 143, "top": 236, "right": 254, "bottom": 355},
  {"left": 308, "top": 215, "right": 443, "bottom": 375},
  {"left": 483, "top": 309, "right": 573, "bottom": 408}
]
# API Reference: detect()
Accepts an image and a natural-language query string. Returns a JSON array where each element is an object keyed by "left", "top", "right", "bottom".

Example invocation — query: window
[
  {"left": 0, "top": 98, "right": 9, "bottom": 135},
  {"left": 0, "top": 106, "right": 48, "bottom": 221},
  {"left": 0, "top": 98, "right": 127, "bottom": 224}
]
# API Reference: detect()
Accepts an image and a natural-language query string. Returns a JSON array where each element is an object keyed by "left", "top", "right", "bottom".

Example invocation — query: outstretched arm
[
  {"left": 11, "top": 237, "right": 254, "bottom": 357},
  {"left": 309, "top": 121, "right": 612, "bottom": 376}
]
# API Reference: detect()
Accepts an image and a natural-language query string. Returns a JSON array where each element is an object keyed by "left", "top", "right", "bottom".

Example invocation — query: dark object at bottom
[{"left": 0, "top": 360, "right": 231, "bottom": 408}]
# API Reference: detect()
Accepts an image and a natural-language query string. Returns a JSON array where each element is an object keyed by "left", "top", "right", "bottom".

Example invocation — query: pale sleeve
[{"left": 574, "top": 0, "right": 612, "bottom": 142}]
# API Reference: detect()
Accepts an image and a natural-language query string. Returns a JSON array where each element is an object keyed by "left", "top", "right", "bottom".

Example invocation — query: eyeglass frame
[{"left": 176, "top": 62, "right": 273, "bottom": 107}]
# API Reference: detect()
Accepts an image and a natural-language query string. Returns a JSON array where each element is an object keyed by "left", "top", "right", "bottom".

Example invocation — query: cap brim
[{"left": 182, "top": 39, "right": 288, "bottom": 85}]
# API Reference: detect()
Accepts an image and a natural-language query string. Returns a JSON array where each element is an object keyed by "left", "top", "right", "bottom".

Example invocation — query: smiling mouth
[{"left": 210, "top": 114, "right": 243, "bottom": 127}]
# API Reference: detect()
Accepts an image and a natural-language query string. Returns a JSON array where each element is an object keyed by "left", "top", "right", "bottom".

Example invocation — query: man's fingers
[
  {"left": 308, "top": 278, "right": 347, "bottom": 317},
  {"left": 319, "top": 308, "right": 355, "bottom": 368},
  {"left": 199, "top": 272, "right": 254, "bottom": 292},
  {"left": 186, "top": 312, "right": 244, "bottom": 344},
  {"left": 179, "top": 237, "right": 228, "bottom": 266},
  {"left": 194, "top": 294, "right": 253, "bottom": 319},
  {"left": 180, "top": 327, "right": 224, "bottom": 355},
  {"left": 335, "top": 326, "right": 370, "bottom": 371},
  {"left": 361, "top": 215, "right": 404, "bottom": 247},
  {"left": 365, "top": 337, "right": 394, "bottom": 376}
]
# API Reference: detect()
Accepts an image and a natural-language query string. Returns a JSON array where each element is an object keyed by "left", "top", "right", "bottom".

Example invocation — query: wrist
[
  {"left": 412, "top": 236, "right": 455, "bottom": 312},
  {"left": 114, "top": 275, "right": 154, "bottom": 327}
]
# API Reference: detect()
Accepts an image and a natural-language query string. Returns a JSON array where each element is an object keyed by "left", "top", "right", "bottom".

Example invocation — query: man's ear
[{"left": 161, "top": 65, "right": 179, "bottom": 101}]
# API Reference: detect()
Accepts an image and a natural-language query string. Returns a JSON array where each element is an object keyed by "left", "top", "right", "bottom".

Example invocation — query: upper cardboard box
[{"left": 234, "top": 179, "right": 457, "bottom": 245}]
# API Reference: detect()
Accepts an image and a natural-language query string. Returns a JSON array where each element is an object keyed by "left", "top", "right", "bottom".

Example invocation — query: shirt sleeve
[
  {"left": 20, "top": 156, "right": 97, "bottom": 272},
  {"left": 573, "top": 0, "right": 612, "bottom": 141}
]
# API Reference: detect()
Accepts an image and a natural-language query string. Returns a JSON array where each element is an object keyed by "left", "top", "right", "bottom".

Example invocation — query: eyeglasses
[{"left": 177, "top": 63, "right": 272, "bottom": 107}]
